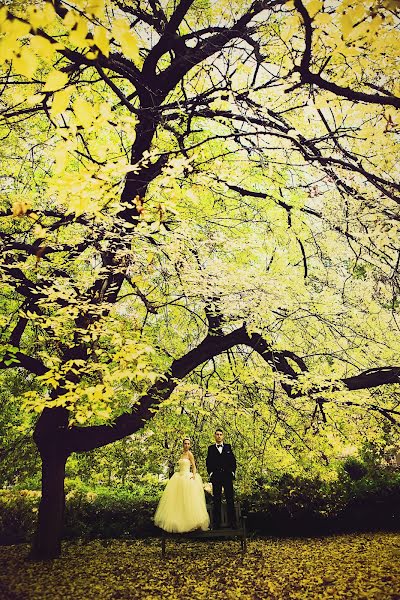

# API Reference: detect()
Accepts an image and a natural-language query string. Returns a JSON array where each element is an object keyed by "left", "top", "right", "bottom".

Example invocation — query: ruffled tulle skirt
[{"left": 154, "top": 472, "right": 210, "bottom": 533}]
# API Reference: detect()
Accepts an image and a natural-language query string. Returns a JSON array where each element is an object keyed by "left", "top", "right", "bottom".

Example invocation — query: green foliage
[
  {"left": 0, "top": 371, "right": 40, "bottom": 487},
  {"left": 2, "top": 466, "right": 399, "bottom": 545},
  {"left": 244, "top": 467, "right": 400, "bottom": 535},
  {"left": 0, "top": 489, "right": 39, "bottom": 544},
  {"left": 0, "top": 484, "right": 160, "bottom": 545},
  {"left": 64, "top": 485, "right": 159, "bottom": 541},
  {"left": 342, "top": 457, "right": 368, "bottom": 481}
]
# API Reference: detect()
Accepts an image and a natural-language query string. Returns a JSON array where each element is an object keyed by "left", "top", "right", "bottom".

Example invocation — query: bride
[{"left": 154, "top": 437, "right": 210, "bottom": 533}]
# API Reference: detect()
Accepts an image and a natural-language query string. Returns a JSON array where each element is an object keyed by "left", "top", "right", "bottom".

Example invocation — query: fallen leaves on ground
[{"left": 0, "top": 532, "right": 399, "bottom": 600}]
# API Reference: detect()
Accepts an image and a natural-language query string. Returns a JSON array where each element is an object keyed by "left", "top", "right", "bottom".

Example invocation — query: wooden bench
[{"left": 160, "top": 502, "right": 247, "bottom": 558}]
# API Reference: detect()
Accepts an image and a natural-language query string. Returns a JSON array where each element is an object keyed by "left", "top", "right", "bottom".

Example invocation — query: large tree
[{"left": 0, "top": 0, "right": 399, "bottom": 558}]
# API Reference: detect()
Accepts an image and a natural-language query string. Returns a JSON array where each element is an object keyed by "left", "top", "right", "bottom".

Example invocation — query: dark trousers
[{"left": 212, "top": 473, "right": 236, "bottom": 527}]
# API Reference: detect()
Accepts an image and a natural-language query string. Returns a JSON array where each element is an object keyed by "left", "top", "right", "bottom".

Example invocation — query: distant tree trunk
[{"left": 30, "top": 450, "right": 68, "bottom": 560}]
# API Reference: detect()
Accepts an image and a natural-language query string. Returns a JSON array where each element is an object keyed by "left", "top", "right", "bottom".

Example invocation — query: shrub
[
  {"left": 0, "top": 485, "right": 161, "bottom": 545},
  {"left": 242, "top": 468, "right": 400, "bottom": 535},
  {"left": 0, "top": 489, "right": 40, "bottom": 544},
  {"left": 63, "top": 486, "right": 159, "bottom": 540},
  {"left": 342, "top": 457, "right": 368, "bottom": 481},
  {"left": 1, "top": 468, "right": 399, "bottom": 544}
]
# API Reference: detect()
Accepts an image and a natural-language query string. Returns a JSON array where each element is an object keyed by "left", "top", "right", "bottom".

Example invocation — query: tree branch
[
  {"left": 66, "top": 326, "right": 400, "bottom": 451},
  {"left": 0, "top": 351, "right": 47, "bottom": 375},
  {"left": 293, "top": 0, "right": 400, "bottom": 108}
]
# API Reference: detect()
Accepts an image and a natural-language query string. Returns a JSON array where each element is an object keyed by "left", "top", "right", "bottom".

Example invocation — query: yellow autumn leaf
[
  {"left": 340, "top": 13, "right": 353, "bottom": 38},
  {"left": 42, "top": 70, "right": 69, "bottom": 92},
  {"left": 314, "top": 95, "right": 329, "bottom": 109},
  {"left": 26, "top": 94, "right": 45, "bottom": 106},
  {"left": 93, "top": 25, "right": 109, "bottom": 57},
  {"left": 51, "top": 88, "right": 72, "bottom": 116},
  {"left": 13, "top": 47, "right": 38, "bottom": 78},
  {"left": 0, "top": 6, "right": 8, "bottom": 28},
  {"left": 69, "top": 16, "right": 89, "bottom": 48},
  {"left": 73, "top": 96, "right": 94, "bottom": 128},
  {"left": 53, "top": 145, "right": 68, "bottom": 174},
  {"left": 30, "top": 36, "right": 55, "bottom": 60},
  {"left": 0, "top": 38, "right": 13, "bottom": 63},
  {"left": 306, "top": 0, "right": 323, "bottom": 18},
  {"left": 66, "top": 194, "right": 90, "bottom": 216},
  {"left": 121, "top": 32, "right": 139, "bottom": 63},
  {"left": 42, "top": 2, "right": 57, "bottom": 26},
  {"left": 74, "top": 0, "right": 105, "bottom": 18},
  {"left": 75, "top": 412, "right": 87, "bottom": 424},
  {"left": 112, "top": 19, "right": 139, "bottom": 63},
  {"left": 314, "top": 12, "right": 331, "bottom": 26},
  {"left": 33, "top": 223, "right": 47, "bottom": 238},
  {"left": 280, "top": 15, "right": 301, "bottom": 43},
  {"left": 350, "top": 4, "right": 366, "bottom": 21},
  {"left": 85, "top": 50, "right": 98, "bottom": 60},
  {"left": 63, "top": 10, "right": 77, "bottom": 30},
  {"left": 27, "top": 4, "right": 56, "bottom": 29},
  {"left": 87, "top": 0, "right": 106, "bottom": 18},
  {"left": 368, "top": 15, "right": 383, "bottom": 37},
  {"left": 2, "top": 18, "right": 30, "bottom": 39}
]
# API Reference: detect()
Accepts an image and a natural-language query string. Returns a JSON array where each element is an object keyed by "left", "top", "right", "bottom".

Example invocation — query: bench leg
[
  {"left": 243, "top": 516, "right": 247, "bottom": 554},
  {"left": 161, "top": 536, "right": 166, "bottom": 558}
]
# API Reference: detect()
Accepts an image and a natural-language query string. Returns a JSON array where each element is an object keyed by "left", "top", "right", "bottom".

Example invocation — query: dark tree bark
[
  {"left": 30, "top": 450, "right": 69, "bottom": 560},
  {"left": 30, "top": 408, "right": 70, "bottom": 560}
]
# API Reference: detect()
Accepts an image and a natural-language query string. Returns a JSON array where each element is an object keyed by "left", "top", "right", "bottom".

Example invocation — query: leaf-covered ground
[{"left": 0, "top": 533, "right": 399, "bottom": 599}]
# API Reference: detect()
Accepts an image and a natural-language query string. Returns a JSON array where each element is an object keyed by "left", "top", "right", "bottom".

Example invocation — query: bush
[
  {"left": 342, "top": 457, "right": 368, "bottom": 481},
  {"left": 63, "top": 486, "right": 159, "bottom": 540},
  {"left": 242, "top": 468, "right": 400, "bottom": 536},
  {"left": 0, "top": 489, "right": 40, "bottom": 544},
  {"left": 0, "top": 485, "right": 161, "bottom": 545},
  {"left": 1, "top": 468, "right": 399, "bottom": 544}
]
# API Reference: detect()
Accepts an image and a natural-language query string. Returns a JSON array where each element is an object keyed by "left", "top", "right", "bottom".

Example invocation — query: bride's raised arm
[{"left": 188, "top": 451, "right": 197, "bottom": 477}]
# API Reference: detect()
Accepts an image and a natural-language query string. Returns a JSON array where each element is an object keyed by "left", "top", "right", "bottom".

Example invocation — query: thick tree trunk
[
  {"left": 31, "top": 407, "right": 70, "bottom": 560},
  {"left": 30, "top": 450, "right": 68, "bottom": 560}
]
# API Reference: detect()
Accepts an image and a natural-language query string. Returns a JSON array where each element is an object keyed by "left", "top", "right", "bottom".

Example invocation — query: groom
[{"left": 206, "top": 428, "right": 237, "bottom": 529}]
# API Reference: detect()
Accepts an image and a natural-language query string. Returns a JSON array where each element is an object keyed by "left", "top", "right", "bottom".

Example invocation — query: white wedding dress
[{"left": 154, "top": 458, "right": 210, "bottom": 533}]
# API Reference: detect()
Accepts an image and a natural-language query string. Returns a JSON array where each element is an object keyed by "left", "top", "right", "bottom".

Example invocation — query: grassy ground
[{"left": 0, "top": 532, "right": 399, "bottom": 600}]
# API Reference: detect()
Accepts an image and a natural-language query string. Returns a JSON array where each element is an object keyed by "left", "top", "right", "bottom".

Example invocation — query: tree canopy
[{"left": 0, "top": 0, "right": 399, "bottom": 557}]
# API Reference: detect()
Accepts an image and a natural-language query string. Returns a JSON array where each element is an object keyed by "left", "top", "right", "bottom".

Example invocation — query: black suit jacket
[{"left": 206, "top": 443, "right": 237, "bottom": 480}]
